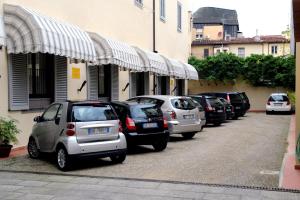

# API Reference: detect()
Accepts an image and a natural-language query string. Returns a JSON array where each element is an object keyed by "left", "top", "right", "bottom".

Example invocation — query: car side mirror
[
  {"left": 34, "top": 116, "right": 42, "bottom": 123},
  {"left": 55, "top": 117, "right": 60, "bottom": 125}
]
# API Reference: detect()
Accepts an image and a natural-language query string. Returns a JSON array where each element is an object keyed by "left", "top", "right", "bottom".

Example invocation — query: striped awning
[
  {"left": 0, "top": 16, "right": 5, "bottom": 46},
  {"left": 161, "top": 56, "right": 186, "bottom": 79},
  {"left": 89, "top": 32, "right": 144, "bottom": 71},
  {"left": 182, "top": 63, "right": 199, "bottom": 80},
  {"left": 134, "top": 47, "right": 169, "bottom": 76},
  {"left": 3, "top": 4, "right": 96, "bottom": 62}
]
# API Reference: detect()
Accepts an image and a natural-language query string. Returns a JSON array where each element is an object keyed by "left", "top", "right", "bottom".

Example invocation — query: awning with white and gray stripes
[
  {"left": 134, "top": 47, "right": 169, "bottom": 76},
  {"left": 182, "top": 63, "right": 199, "bottom": 80},
  {"left": 161, "top": 56, "right": 187, "bottom": 79},
  {"left": 89, "top": 32, "right": 144, "bottom": 71},
  {"left": 0, "top": 16, "right": 5, "bottom": 47},
  {"left": 3, "top": 4, "right": 96, "bottom": 62}
]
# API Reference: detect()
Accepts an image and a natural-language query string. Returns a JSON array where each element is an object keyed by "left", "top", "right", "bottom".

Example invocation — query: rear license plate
[
  {"left": 88, "top": 127, "right": 110, "bottom": 135},
  {"left": 274, "top": 103, "right": 283, "bottom": 106},
  {"left": 217, "top": 110, "right": 223, "bottom": 113},
  {"left": 226, "top": 109, "right": 231, "bottom": 112},
  {"left": 235, "top": 106, "right": 240, "bottom": 109},
  {"left": 183, "top": 114, "right": 194, "bottom": 119},
  {"left": 143, "top": 123, "right": 158, "bottom": 128}
]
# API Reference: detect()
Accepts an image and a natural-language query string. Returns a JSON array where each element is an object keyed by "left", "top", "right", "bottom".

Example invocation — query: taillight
[
  {"left": 287, "top": 100, "right": 290, "bottom": 105},
  {"left": 267, "top": 101, "right": 271, "bottom": 105},
  {"left": 126, "top": 116, "right": 136, "bottom": 132},
  {"left": 205, "top": 105, "right": 214, "bottom": 112},
  {"left": 119, "top": 120, "right": 123, "bottom": 132},
  {"left": 170, "top": 111, "right": 177, "bottom": 119},
  {"left": 163, "top": 117, "right": 168, "bottom": 129},
  {"left": 227, "top": 95, "right": 230, "bottom": 103},
  {"left": 66, "top": 123, "right": 75, "bottom": 136}
]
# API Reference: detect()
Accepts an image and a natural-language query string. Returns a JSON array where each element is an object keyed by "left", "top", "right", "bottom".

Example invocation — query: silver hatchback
[
  {"left": 128, "top": 96, "right": 203, "bottom": 139},
  {"left": 27, "top": 101, "right": 127, "bottom": 171}
]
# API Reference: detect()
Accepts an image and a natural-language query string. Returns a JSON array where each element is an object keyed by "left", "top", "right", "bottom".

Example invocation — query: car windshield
[
  {"left": 269, "top": 95, "right": 289, "bottom": 102},
  {"left": 130, "top": 104, "right": 162, "bottom": 119},
  {"left": 72, "top": 105, "right": 117, "bottom": 122},
  {"left": 171, "top": 98, "right": 196, "bottom": 110}
]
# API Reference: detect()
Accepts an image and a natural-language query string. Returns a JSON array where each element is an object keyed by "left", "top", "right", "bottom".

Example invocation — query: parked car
[
  {"left": 239, "top": 92, "right": 251, "bottom": 113},
  {"left": 128, "top": 96, "right": 203, "bottom": 139},
  {"left": 218, "top": 97, "right": 235, "bottom": 119},
  {"left": 189, "top": 95, "right": 226, "bottom": 126},
  {"left": 199, "top": 92, "right": 246, "bottom": 119},
  {"left": 191, "top": 99, "right": 206, "bottom": 130},
  {"left": 111, "top": 101, "right": 169, "bottom": 151},
  {"left": 27, "top": 101, "right": 127, "bottom": 171},
  {"left": 266, "top": 93, "right": 292, "bottom": 114}
]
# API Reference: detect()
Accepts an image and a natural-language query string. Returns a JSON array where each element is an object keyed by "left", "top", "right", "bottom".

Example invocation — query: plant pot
[{"left": 0, "top": 144, "right": 13, "bottom": 158}]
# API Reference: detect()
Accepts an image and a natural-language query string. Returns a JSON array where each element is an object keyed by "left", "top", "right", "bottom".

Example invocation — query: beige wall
[
  {"left": 191, "top": 45, "right": 214, "bottom": 58},
  {"left": 188, "top": 79, "right": 291, "bottom": 111},
  {"left": 203, "top": 25, "right": 223, "bottom": 40},
  {"left": 0, "top": 0, "right": 191, "bottom": 147}
]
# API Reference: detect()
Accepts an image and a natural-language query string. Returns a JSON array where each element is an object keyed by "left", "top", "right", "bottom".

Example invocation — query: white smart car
[{"left": 266, "top": 93, "right": 292, "bottom": 114}]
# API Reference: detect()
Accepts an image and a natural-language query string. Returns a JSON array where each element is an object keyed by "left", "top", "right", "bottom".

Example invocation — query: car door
[{"left": 36, "top": 104, "right": 62, "bottom": 152}]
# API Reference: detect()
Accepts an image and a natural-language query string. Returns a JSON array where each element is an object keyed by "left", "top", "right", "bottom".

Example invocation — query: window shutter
[
  {"left": 130, "top": 72, "right": 137, "bottom": 98},
  {"left": 144, "top": 72, "right": 150, "bottom": 95},
  {"left": 87, "top": 65, "right": 98, "bottom": 100},
  {"left": 156, "top": 76, "right": 162, "bottom": 95},
  {"left": 111, "top": 66, "right": 119, "bottom": 101},
  {"left": 54, "top": 56, "right": 68, "bottom": 102},
  {"left": 8, "top": 54, "right": 29, "bottom": 110}
]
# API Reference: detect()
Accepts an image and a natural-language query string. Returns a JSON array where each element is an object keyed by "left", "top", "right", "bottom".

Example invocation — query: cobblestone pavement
[
  {"left": 0, "top": 171, "right": 299, "bottom": 200},
  {"left": 0, "top": 113, "right": 291, "bottom": 188}
]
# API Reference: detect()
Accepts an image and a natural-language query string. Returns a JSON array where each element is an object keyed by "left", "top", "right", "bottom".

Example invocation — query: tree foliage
[{"left": 189, "top": 53, "right": 295, "bottom": 90}]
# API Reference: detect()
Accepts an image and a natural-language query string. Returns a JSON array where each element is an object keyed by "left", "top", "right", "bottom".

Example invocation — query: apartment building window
[
  {"left": 135, "top": 0, "right": 143, "bottom": 8},
  {"left": 238, "top": 47, "right": 245, "bottom": 58},
  {"left": 271, "top": 45, "right": 278, "bottom": 54},
  {"left": 177, "top": 2, "right": 182, "bottom": 32},
  {"left": 160, "top": 0, "right": 166, "bottom": 21},
  {"left": 204, "top": 49, "right": 209, "bottom": 58},
  {"left": 196, "top": 34, "right": 203, "bottom": 40}
]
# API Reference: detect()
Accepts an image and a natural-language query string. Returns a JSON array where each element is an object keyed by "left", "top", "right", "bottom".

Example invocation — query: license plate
[
  {"left": 235, "top": 106, "right": 240, "bottom": 109},
  {"left": 183, "top": 114, "right": 194, "bottom": 119},
  {"left": 274, "top": 103, "right": 282, "bottom": 106},
  {"left": 143, "top": 123, "right": 158, "bottom": 128},
  {"left": 226, "top": 109, "right": 231, "bottom": 112},
  {"left": 217, "top": 110, "right": 223, "bottom": 113},
  {"left": 88, "top": 127, "right": 110, "bottom": 135}
]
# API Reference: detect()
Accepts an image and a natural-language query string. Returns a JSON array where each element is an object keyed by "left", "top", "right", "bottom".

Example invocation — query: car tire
[
  {"left": 182, "top": 132, "right": 196, "bottom": 139},
  {"left": 266, "top": 111, "right": 270, "bottom": 115},
  {"left": 27, "top": 138, "right": 40, "bottom": 159},
  {"left": 153, "top": 138, "right": 168, "bottom": 152},
  {"left": 110, "top": 153, "right": 126, "bottom": 164},
  {"left": 213, "top": 122, "right": 221, "bottom": 126},
  {"left": 56, "top": 146, "right": 71, "bottom": 171}
]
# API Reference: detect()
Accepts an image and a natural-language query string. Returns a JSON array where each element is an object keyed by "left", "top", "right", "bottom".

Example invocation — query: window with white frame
[
  {"left": 160, "top": 0, "right": 166, "bottom": 21},
  {"left": 177, "top": 2, "right": 182, "bottom": 32},
  {"left": 135, "top": 0, "right": 143, "bottom": 8},
  {"left": 271, "top": 45, "right": 278, "bottom": 54},
  {"left": 238, "top": 47, "right": 245, "bottom": 58}
]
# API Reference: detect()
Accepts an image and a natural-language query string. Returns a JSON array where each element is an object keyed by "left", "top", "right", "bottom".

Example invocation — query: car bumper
[
  {"left": 125, "top": 131, "right": 169, "bottom": 145},
  {"left": 64, "top": 132, "right": 127, "bottom": 155},
  {"left": 168, "top": 120, "right": 202, "bottom": 134},
  {"left": 266, "top": 105, "right": 291, "bottom": 112},
  {"left": 206, "top": 113, "right": 226, "bottom": 124},
  {"left": 69, "top": 149, "right": 127, "bottom": 160}
]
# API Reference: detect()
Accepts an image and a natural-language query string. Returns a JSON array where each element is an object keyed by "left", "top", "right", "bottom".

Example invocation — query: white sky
[{"left": 189, "top": 0, "right": 291, "bottom": 37}]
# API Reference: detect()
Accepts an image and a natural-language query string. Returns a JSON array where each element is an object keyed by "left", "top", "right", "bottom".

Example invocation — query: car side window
[
  {"left": 42, "top": 104, "right": 61, "bottom": 121},
  {"left": 56, "top": 105, "right": 63, "bottom": 119},
  {"left": 113, "top": 105, "right": 127, "bottom": 120}
]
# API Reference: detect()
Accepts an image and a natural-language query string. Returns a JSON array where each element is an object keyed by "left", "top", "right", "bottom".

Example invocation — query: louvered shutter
[
  {"left": 111, "top": 65, "right": 119, "bottom": 101},
  {"left": 130, "top": 72, "right": 137, "bottom": 98},
  {"left": 8, "top": 54, "right": 29, "bottom": 110},
  {"left": 54, "top": 56, "right": 68, "bottom": 102},
  {"left": 87, "top": 66, "right": 98, "bottom": 100},
  {"left": 144, "top": 72, "right": 150, "bottom": 95},
  {"left": 156, "top": 76, "right": 162, "bottom": 95}
]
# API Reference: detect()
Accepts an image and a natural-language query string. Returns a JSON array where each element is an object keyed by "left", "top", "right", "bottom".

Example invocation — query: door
[{"left": 36, "top": 104, "right": 62, "bottom": 152}]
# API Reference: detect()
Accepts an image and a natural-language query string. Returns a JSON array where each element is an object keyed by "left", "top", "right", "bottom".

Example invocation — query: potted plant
[{"left": 0, "top": 117, "right": 20, "bottom": 157}]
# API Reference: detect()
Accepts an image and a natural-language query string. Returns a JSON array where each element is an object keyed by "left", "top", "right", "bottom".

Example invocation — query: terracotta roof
[{"left": 192, "top": 35, "right": 290, "bottom": 46}]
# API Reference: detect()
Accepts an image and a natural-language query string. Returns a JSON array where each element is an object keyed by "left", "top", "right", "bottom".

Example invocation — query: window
[
  {"left": 42, "top": 104, "right": 61, "bottom": 121},
  {"left": 177, "top": 2, "right": 182, "bottom": 32},
  {"left": 238, "top": 47, "right": 245, "bottom": 58},
  {"left": 271, "top": 45, "right": 278, "bottom": 54},
  {"left": 204, "top": 49, "right": 209, "bottom": 58},
  {"left": 196, "top": 34, "right": 203, "bottom": 40},
  {"left": 160, "top": 0, "right": 166, "bottom": 21},
  {"left": 72, "top": 105, "right": 117, "bottom": 122},
  {"left": 135, "top": 0, "right": 143, "bottom": 8}
]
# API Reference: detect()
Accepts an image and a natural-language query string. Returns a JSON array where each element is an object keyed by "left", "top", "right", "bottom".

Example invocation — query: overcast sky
[{"left": 189, "top": 0, "right": 291, "bottom": 37}]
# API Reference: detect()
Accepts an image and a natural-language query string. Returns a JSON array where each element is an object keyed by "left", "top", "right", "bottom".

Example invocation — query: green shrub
[{"left": 0, "top": 118, "right": 20, "bottom": 145}]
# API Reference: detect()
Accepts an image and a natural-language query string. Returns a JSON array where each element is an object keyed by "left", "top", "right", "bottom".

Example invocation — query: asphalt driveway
[{"left": 0, "top": 113, "right": 291, "bottom": 188}]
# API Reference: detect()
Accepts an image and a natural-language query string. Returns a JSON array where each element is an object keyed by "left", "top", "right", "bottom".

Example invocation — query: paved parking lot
[{"left": 0, "top": 113, "right": 291, "bottom": 188}]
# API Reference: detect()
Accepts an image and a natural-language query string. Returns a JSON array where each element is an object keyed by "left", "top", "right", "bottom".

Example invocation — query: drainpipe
[{"left": 153, "top": 0, "right": 156, "bottom": 53}]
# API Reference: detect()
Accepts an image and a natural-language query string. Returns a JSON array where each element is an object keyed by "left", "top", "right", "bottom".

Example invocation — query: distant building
[
  {"left": 191, "top": 35, "right": 290, "bottom": 59},
  {"left": 192, "top": 7, "right": 239, "bottom": 40}
]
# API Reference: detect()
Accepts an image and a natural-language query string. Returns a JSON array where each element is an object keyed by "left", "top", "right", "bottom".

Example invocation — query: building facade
[{"left": 0, "top": 0, "right": 197, "bottom": 147}]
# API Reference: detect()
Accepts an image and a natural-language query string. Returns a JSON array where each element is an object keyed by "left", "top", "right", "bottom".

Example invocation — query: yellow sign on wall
[{"left": 72, "top": 67, "right": 80, "bottom": 79}]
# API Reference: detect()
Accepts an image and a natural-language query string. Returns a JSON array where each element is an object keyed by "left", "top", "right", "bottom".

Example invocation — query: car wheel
[
  {"left": 56, "top": 146, "right": 71, "bottom": 171},
  {"left": 27, "top": 138, "right": 40, "bottom": 159},
  {"left": 110, "top": 153, "right": 126, "bottom": 164},
  {"left": 266, "top": 111, "right": 270, "bottom": 115},
  {"left": 213, "top": 122, "right": 221, "bottom": 126},
  {"left": 182, "top": 132, "right": 196, "bottom": 139},
  {"left": 152, "top": 138, "right": 168, "bottom": 152}
]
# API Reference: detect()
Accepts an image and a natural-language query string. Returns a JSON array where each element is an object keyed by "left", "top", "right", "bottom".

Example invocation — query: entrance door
[
  {"left": 98, "top": 65, "right": 111, "bottom": 102},
  {"left": 156, "top": 76, "right": 170, "bottom": 95},
  {"left": 130, "top": 72, "right": 149, "bottom": 97},
  {"left": 176, "top": 79, "right": 185, "bottom": 96}
]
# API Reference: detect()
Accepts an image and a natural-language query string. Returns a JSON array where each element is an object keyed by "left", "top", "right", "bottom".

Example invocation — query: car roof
[
  {"left": 133, "top": 95, "right": 191, "bottom": 101},
  {"left": 112, "top": 101, "right": 156, "bottom": 107},
  {"left": 190, "top": 95, "right": 215, "bottom": 98},
  {"left": 270, "top": 93, "right": 288, "bottom": 96}
]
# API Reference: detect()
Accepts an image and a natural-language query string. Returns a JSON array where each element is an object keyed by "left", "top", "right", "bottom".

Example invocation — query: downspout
[{"left": 152, "top": 0, "right": 157, "bottom": 94}]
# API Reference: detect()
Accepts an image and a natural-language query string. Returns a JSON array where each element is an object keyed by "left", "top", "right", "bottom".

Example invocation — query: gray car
[
  {"left": 128, "top": 96, "right": 203, "bottom": 139},
  {"left": 27, "top": 101, "right": 127, "bottom": 171}
]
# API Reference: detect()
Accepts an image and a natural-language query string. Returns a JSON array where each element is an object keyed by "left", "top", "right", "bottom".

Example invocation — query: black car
[
  {"left": 239, "top": 92, "right": 251, "bottom": 112},
  {"left": 218, "top": 97, "right": 234, "bottom": 119},
  {"left": 111, "top": 101, "right": 169, "bottom": 151},
  {"left": 189, "top": 95, "right": 226, "bottom": 126},
  {"left": 200, "top": 92, "right": 246, "bottom": 119}
]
